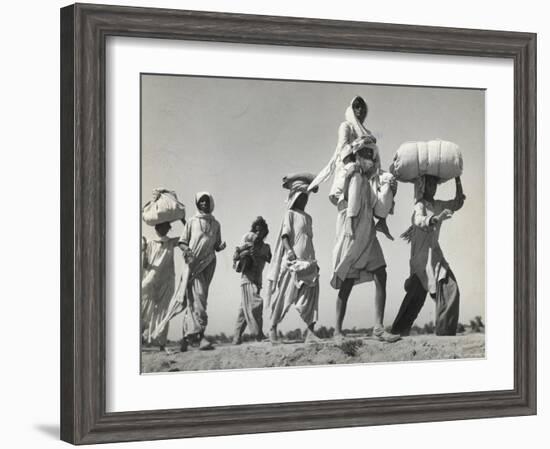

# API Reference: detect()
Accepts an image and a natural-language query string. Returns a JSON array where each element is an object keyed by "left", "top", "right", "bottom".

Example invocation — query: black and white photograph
[{"left": 140, "top": 74, "right": 485, "bottom": 373}]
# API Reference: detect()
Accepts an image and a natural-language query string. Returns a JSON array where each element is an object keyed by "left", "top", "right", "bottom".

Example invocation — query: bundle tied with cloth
[
  {"left": 389, "top": 139, "right": 463, "bottom": 184},
  {"left": 142, "top": 188, "right": 186, "bottom": 226},
  {"left": 390, "top": 139, "right": 463, "bottom": 242}
]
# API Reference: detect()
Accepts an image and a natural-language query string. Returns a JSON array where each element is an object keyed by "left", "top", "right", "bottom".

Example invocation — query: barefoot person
[
  {"left": 267, "top": 174, "right": 321, "bottom": 344},
  {"left": 331, "top": 141, "right": 400, "bottom": 343},
  {"left": 178, "top": 192, "right": 226, "bottom": 351},
  {"left": 232, "top": 216, "right": 272, "bottom": 344},
  {"left": 308, "top": 95, "right": 395, "bottom": 240},
  {"left": 391, "top": 176, "right": 465, "bottom": 336},
  {"left": 141, "top": 220, "right": 185, "bottom": 354}
]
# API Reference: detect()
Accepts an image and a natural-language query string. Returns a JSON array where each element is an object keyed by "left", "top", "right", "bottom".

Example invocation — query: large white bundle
[
  {"left": 390, "top": 140, "right": 463, "bottom": 183},
  {"left": 142, "top": 189, "right": 186, "bottom": 226}
]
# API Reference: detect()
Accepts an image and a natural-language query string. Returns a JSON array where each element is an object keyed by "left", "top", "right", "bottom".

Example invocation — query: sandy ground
[{"left": 141, "top": 333, "right": 485, "bottom": 373}]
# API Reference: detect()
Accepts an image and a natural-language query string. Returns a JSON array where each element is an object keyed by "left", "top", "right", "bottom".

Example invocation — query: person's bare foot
[
  {"left": 269, "top": 328, "right": 279, "bottom": 345},
  {"left": 159, "top": 345, "right": 174, "bottom": 355},
  {"left": 180, "top": 339, "right": 188, "bottom": 353},
  {"left": 256, "top": 332, "right": 266, "bottom": 342},
  {"left": 373, "top": 327, "right": 401, "bottom": 343},
  {"left": 375, "top": 218, "right": 394, "bottom": 241},
  {"left": 332, "top": 332, "right": 345, "bottom": 344},
  {"left": 198, "top": 338, "right": 213, "bottom": 350},
  {"left": 304, "top": 329, "right": 322, "bottom": 344}
]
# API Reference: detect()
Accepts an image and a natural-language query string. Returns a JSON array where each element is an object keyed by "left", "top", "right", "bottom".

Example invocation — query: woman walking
[{"left": 141, "top": 220, "right": 183, "bottom": 354}]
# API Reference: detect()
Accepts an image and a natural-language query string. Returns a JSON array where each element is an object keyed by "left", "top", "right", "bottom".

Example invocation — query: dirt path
[{"left": 141, "top": 333, "right": 485, "bottom": 373}]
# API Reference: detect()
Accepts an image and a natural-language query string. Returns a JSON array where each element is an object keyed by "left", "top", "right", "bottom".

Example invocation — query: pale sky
[{"left": 141, "top": 74, "right": 485, "bottom": 340}]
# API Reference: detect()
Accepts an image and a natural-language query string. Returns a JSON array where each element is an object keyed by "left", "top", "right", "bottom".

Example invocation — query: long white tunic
[
  {"left": 331, "top": 172, "right": 386, "bottom": 289},
  {"left": 141, "top": 236, "right": 179, "bottom": 343}
]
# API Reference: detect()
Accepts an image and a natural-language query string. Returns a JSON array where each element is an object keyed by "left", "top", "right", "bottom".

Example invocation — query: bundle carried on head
[
  {"left": 142, "top": 188, "right": 186, "bottom": 226},
  {"left": 389, "top": 139, "right": 463, "bottom": 183},
  {"left": 282, "top": 173, "right": 319, "bottom": 193}
]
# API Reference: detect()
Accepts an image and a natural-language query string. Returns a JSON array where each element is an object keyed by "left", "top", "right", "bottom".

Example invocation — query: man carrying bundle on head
[
  {"left": 389, "top": 140, "right": 466, "bottom": 336},
  {"left": 267, "top": 173, "right": 321, "bottom": 345}
]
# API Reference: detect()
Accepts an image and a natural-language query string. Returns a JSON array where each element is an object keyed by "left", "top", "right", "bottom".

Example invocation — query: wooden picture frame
[{"left": 60, "top": 3, "right": 536, "bottom": 444}]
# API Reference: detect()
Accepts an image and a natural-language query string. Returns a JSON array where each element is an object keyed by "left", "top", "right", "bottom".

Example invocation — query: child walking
[
  {"left": 232, "top": 216, "right": 272, "bottom": 344},
  {"left": 267, "top": 173, "right": 321, "bottom": 344}
]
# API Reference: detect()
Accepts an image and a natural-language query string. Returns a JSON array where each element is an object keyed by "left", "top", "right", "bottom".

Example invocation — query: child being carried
[{"left": 330, "top": 136, "right": 397, "bottom": 240}]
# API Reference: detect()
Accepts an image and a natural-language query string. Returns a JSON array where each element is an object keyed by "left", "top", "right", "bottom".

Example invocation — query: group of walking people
[{"left": 141, "top": 95, "right": 466, "bottom": 354}]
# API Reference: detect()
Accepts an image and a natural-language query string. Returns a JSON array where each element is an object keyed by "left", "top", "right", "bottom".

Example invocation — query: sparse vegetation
[
  {"left": 167, "top": 316, "right": 484, "bottom": 346},
  {"left": 338, "top": 339, "right": 364, "bottom": 357},
  {"left": 469, "top": 316, "right": 485, "bottom": 333},
  {"left": 423, "top": 321, "right": 435, "bottom": 334}
]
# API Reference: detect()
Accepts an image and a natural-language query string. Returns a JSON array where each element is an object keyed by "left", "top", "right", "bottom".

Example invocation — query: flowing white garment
[{"left": 141, "top": 236, "right": 178, "bottom": 344}]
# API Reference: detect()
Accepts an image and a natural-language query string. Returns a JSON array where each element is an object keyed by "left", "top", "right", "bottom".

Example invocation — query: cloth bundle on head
[
  {"left": 282, "top": 172, "right": 317, "bottom": 191},
  {"left": 282, "top": 173, "right": 318, "bottom": 208},
  {"left": 142, "top": 188, "right": 186, "bottom": 226},
  {"left": 390, "top": 139, "right": 462, "bottom": 183}
]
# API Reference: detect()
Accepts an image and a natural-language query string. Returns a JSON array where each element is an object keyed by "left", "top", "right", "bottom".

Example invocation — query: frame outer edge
[
  {"left": 513, "top": 32, "right": 537, "bottom": 416},
  {"left": 60, "top": 4, "right": 76, "bottom": 445},
  {"left": 524, "top": 32, "right": 537, "bottom": 414},
  {"left": 61, "top": 3, "right": 538, "bottom": 444},
  {"left": 79, "top": 2, "right": 107, "bottom": 444}
]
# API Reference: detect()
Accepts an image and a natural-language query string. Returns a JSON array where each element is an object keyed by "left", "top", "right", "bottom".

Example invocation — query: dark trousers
[{"left": 391, "top": 270, "right": 460, "bottom": 336}]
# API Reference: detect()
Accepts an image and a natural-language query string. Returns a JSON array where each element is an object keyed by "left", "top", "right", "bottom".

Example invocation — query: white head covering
[
  {"left": 195, "top": 191, "right": 215, "bottom": 214},
  {"left": 344, "top": 96, "right": 369, "bottom": 137},
  {"left": 307, "top": 96, "right": 377, "bottom": 193}
]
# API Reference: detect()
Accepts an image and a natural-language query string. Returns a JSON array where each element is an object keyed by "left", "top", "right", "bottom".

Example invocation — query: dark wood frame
[{"left": 60, "top": 3, "right": 537, "bottom": 445}]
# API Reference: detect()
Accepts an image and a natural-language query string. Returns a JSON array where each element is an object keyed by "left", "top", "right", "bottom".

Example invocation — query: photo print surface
[{"left": 140, "top": 74, "right": 485, "bottom": 374}]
